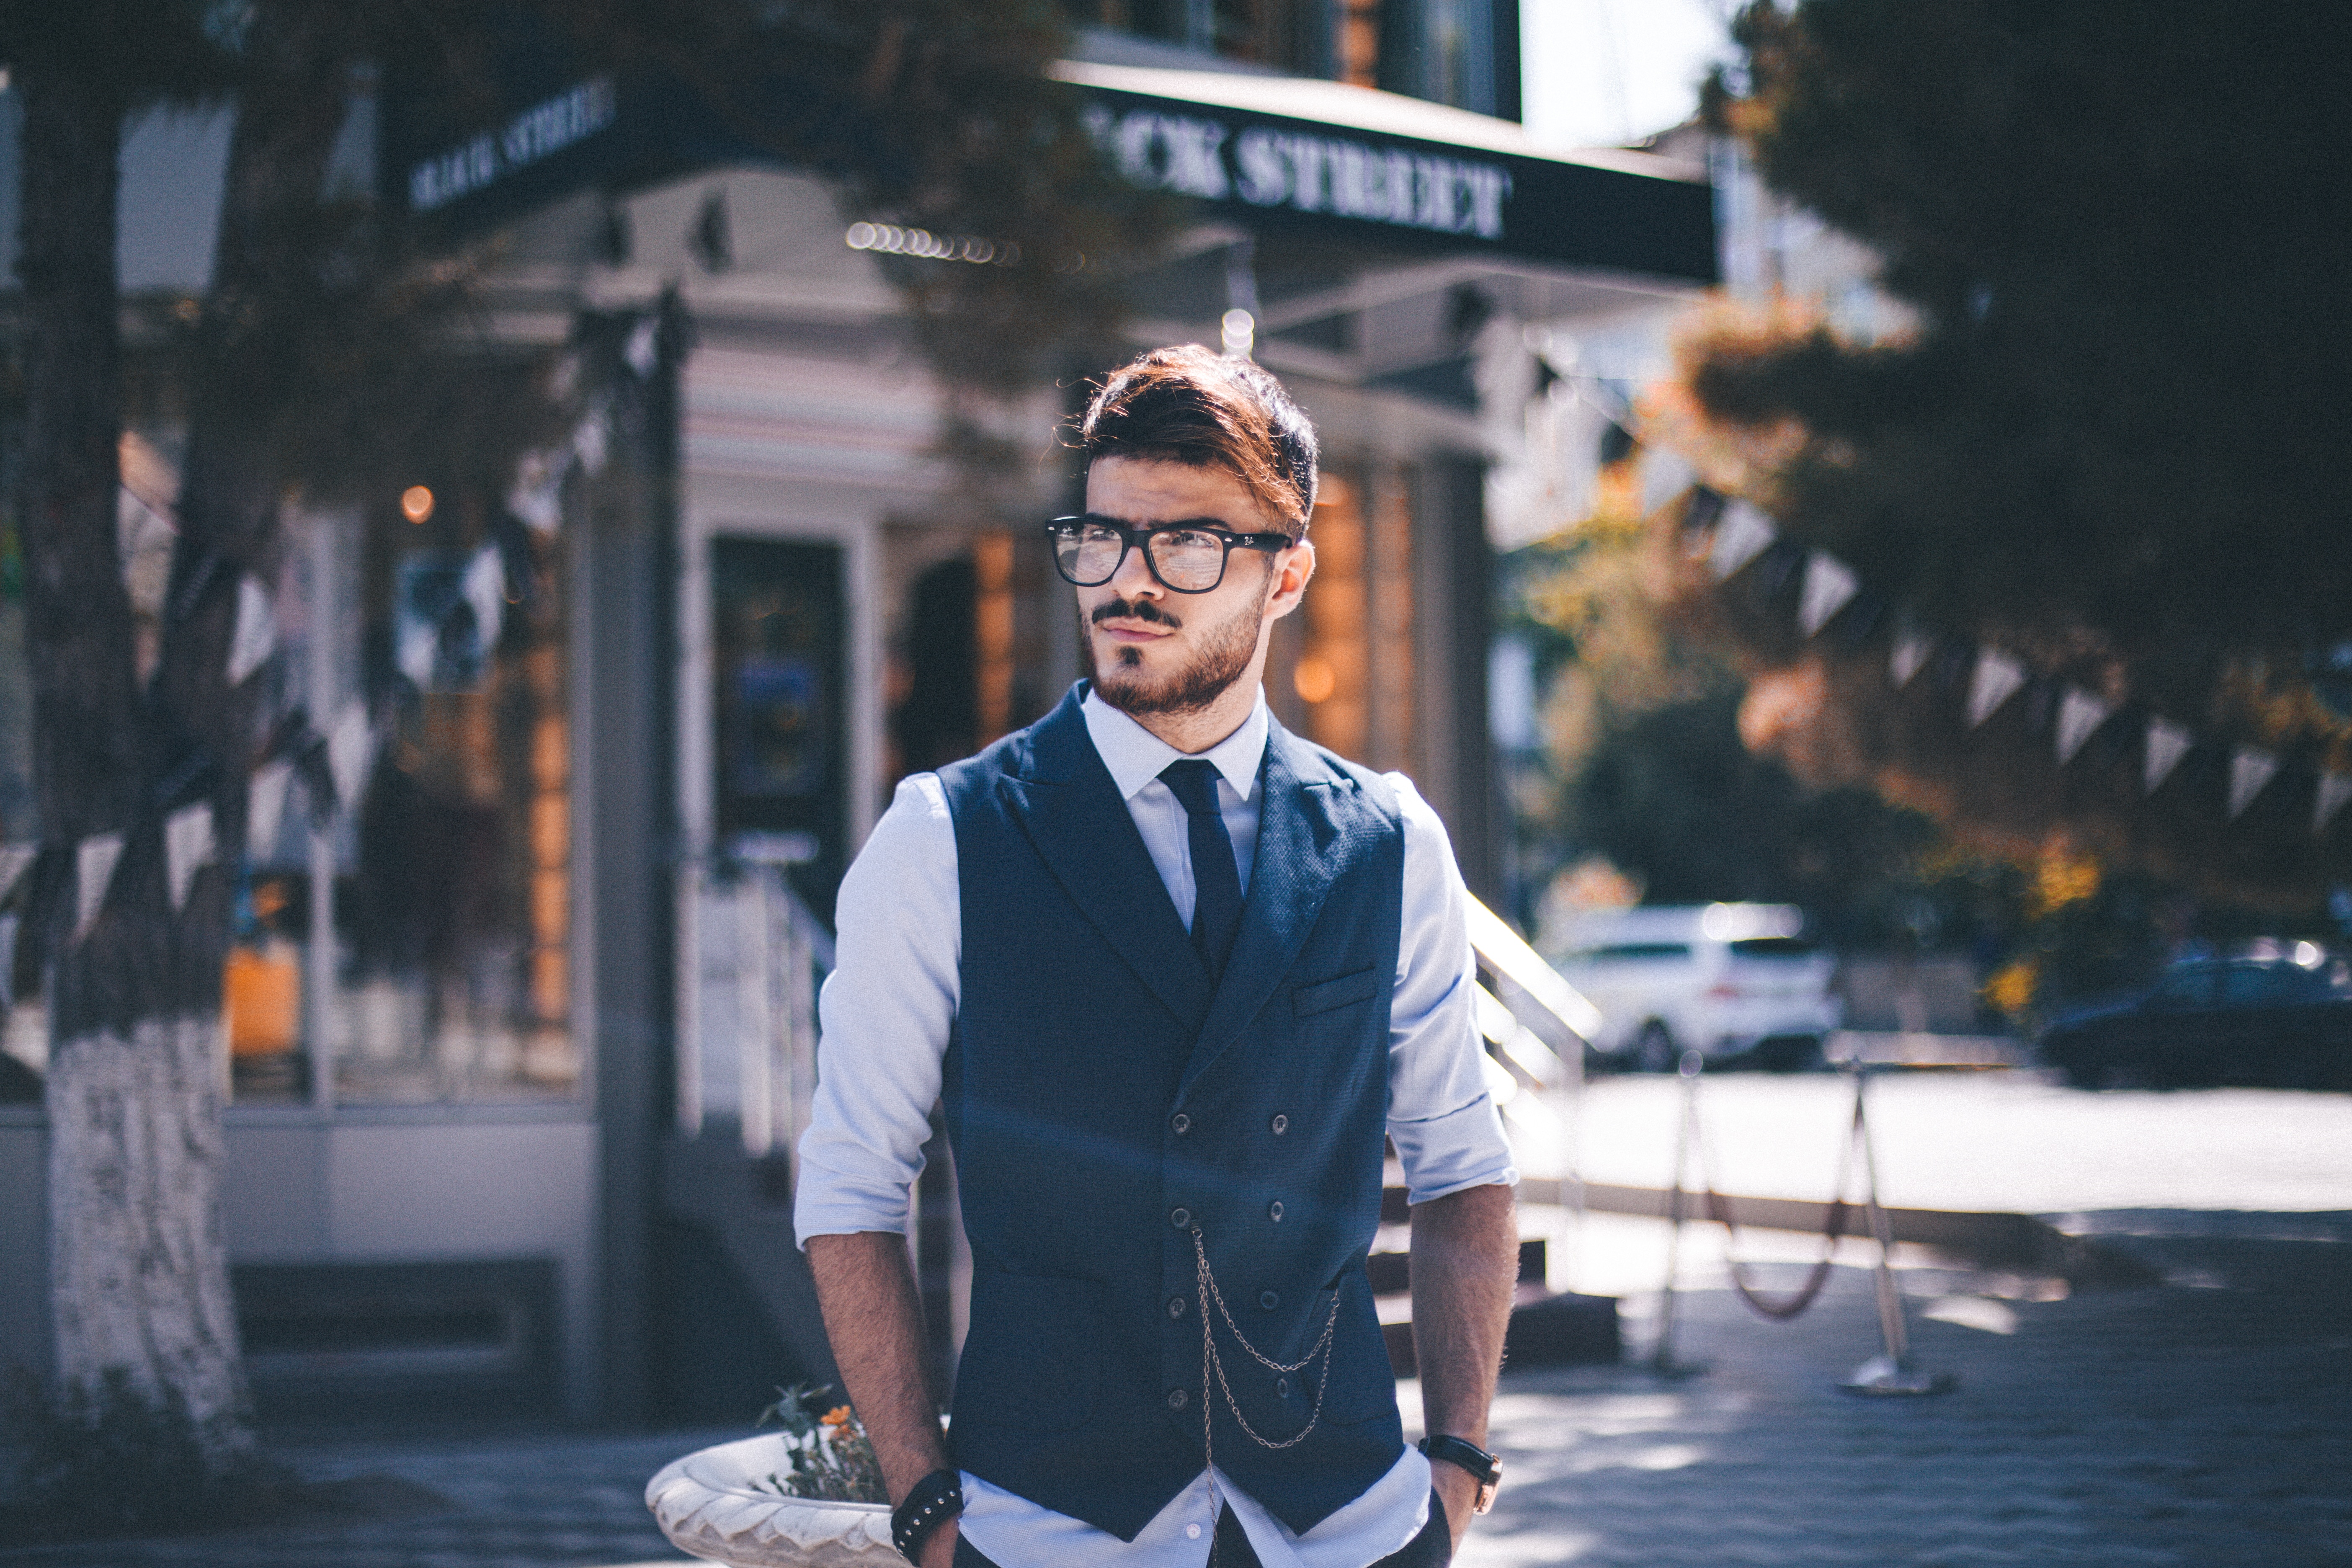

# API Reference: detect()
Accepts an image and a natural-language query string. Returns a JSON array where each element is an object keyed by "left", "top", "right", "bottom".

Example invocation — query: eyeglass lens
[{"left": 1055, "top": 522, "right": 1236, "bottom": 591}]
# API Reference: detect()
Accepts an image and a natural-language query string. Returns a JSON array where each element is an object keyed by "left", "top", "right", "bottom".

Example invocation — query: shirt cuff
[{"left": 1388, "top": 1093, "right": 1518, "bottom": 1206}]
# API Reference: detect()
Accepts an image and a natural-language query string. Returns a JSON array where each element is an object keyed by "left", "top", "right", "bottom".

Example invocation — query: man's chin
[{"left": 1094, "top": 661, "right": 1230, "bottom": 719}]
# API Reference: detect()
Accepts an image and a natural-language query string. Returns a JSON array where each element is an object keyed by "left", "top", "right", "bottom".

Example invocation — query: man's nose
[{"left": 1108, "top": 536, "right": 1162, "bottom": 598}]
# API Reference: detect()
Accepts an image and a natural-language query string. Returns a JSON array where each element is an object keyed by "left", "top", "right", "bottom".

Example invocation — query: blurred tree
[
  {"left": 4, "top": 0, "right": 1157, "bottom": 1483},
  {"left": 2, "top": 0, "right": 256, "bottom": 1474},
  {"left": 1681, "top": 0, "right": 2352, "bottom": 906}
]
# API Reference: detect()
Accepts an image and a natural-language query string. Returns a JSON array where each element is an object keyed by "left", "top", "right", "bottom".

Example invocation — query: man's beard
[{"left": 1084, "top": 585, "right": 1268, "bottom": 717}]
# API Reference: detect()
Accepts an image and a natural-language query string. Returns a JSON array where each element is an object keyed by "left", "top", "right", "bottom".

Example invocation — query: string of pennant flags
[
  {"left": 1701, "top": 493, "right": 2352, "bottom": 838},
  {"left": 0, "top": 308, "right": 659, "bottom": 985}
]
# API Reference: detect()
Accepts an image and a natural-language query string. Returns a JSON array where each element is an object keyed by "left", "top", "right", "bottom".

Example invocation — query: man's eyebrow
[{"left": 1083, "top": 514, "right": 1262, "bottom": 532}]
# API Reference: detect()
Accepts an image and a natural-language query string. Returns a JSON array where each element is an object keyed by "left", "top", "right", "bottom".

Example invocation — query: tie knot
[{"left": 1159, "top": 758, "right": 1224, "bottom": 818}]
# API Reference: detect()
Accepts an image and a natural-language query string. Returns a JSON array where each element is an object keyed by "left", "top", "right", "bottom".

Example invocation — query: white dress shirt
[{"left": 795, "top": 686, "right": 1516, "bottom": 1568}]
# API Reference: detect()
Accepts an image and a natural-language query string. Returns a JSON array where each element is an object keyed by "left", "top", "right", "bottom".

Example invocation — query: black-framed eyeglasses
[{"left": 1044, "top": 515, "right": 1295, "bottom": 594}]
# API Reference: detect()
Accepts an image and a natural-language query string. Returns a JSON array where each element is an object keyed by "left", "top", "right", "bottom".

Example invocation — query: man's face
[{"left": 1078, "top": 456, "right": 1313, "bottom": 719}]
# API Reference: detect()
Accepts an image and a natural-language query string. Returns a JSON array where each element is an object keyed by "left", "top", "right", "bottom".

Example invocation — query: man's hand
[
  {"left": 1407, "top": 1182, "right": 1518, "bottom": 1553},
  {"left": 806, "top": 1233, "right": 959, "bottom": 1557}
]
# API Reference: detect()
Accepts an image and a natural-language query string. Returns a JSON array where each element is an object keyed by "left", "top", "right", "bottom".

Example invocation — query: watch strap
[{"left": 1418, "top": 1434, "right": 1502, "bottom": 1514}]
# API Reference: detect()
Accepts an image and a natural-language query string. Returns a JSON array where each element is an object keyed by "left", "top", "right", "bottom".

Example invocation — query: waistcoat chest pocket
[{"left": 1293, "top": 965, "right": 1382, "bottom": 1019}]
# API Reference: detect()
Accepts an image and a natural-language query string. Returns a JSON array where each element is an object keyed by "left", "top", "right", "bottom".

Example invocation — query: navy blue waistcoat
[{"left": 936, "top": 685, "right": 1407, "bottom": 1542}]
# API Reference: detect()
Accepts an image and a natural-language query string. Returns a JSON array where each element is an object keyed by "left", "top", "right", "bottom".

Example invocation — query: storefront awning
[
  {"left": 387, "top": 53, "right": 1715, "bottom": 287},
  {"left": 1051, "top": 62, "right": 1716, "bottom": 284}
]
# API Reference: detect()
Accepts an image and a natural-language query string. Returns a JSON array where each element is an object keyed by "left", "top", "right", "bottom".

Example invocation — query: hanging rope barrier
[
  {"left": 1650, "top": 1055, "right": 1955, "bottom": 1395},
  {"left": 1697, "top": 1073, "right": 1861, "bottom": 1322},
  {"left": 1705, "top": 1191, "right": 1852, "bottom": 1320}
]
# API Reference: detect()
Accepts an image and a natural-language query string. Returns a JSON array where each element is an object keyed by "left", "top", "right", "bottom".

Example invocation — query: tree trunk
[{"left": 19, "top": 68, "right": 254, "bottom": 1457}]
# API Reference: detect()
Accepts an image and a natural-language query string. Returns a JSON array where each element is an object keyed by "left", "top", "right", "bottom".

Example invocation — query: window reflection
[
  {"left": 227, "top": 493, "right": 577, "bottom": 1106},
  {"left": 340, "top": 499, "right": 574, "bottom": 1102}
]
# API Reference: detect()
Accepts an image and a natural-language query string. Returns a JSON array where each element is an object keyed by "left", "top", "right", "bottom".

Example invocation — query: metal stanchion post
[
  {"left": 1649, "top": 1050, "right": 1707, "bottom": 1378},
  {"left": 1838, "top": 1063, "right": 1955, "bottom": 1397}
]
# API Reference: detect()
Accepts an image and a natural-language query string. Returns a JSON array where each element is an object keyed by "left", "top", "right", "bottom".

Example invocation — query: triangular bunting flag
[
  {"left": 1890, "top": 627, "right": 1931, "bottom": 688},
  {"left": 2055, "top": 688, "right": 2112, "bottom": 765},
  {"left": 74, "top": 833, "right": 124, "bottom": 942},
  {"left": 0, "top": 844, "right": 34, "bottom": 906},
  {"left": 327, "top": 704, "right": 374, "bottom": 815},
  {"left": 1966, "top": 650, "right": 2026, "bottom": 727},
  {"left": 165, "top": 802, "right": 215, "bottom": 912},
  {"left": 2227, "top": 748, "right": 2279, "bottom": 820},
  {"left": 2144, "top": 719, "right": 2192, "bottom": 794},
  {"left": 625, "top": 315, "right": 660, "bottom": 377},
  {"left": 248, "top": 762, "right": 291, "bottom": 857},
  {"left": 1639, "top": 449, "right": 1697, "bottom": 518},
  {"left": 1707, "top": 501, "right": 1777, "bottom": 580},
  {"left": 461, "top": 544, "right": 506, "bottom": 653},
  {"left": 2316, "top": 771, "right": 2352, "bottom": 834},
  {"left": 507, "top": 448, "right": 570, "bottom": 533},
  {"left": 227, "top": 575, "right": 277, "bottom": 686},
  {"left": 1798, "top": 552, "right": 1860, "bottom": 637}
]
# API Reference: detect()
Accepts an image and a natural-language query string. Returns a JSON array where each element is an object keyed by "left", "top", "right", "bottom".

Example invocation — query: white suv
[{"left": 1547, "top": 903, "right": 1842, "bottom": 1071}]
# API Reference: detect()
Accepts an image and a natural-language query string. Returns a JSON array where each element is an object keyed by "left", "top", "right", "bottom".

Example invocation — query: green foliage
[
  {"left": 753, "top": 1383, "right": 888, "bottom": 1504},
  {"left": 0, "top": 1368, "right": 294, "bottom": 1545},
  {"left": 1698, "top": 0, "right": 2352, "bottom": 686},
  {"left": 1558, "top": 684, "right": 2038, "bottom": 962}
]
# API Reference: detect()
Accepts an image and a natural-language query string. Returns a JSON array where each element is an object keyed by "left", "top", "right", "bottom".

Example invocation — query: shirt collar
[{"left": 1081, "top": 683, "right": 1267, "bottom": 804}]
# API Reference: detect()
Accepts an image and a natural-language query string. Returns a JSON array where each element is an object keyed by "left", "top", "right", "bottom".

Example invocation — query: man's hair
[{"left": 1077, "top": 346, "right": 1319, "bottom": 536}]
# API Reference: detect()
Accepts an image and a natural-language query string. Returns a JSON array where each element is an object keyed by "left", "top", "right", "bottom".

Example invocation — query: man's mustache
[{"left": 1092, "top": 597, "right": 1181, "bottom": 629}]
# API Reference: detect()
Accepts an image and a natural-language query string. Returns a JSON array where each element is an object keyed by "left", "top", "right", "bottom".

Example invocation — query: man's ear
[{"left": 1266, "top": 539, "right": 1315, "bottom": 619}]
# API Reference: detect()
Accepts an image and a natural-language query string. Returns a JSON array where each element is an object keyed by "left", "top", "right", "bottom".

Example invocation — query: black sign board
[
  {"left": 1070, "top": 86, "right": 1715, "bottom": 283},
  {"left": 385, "top": 53, "right": 1713, "bottom": 284}
]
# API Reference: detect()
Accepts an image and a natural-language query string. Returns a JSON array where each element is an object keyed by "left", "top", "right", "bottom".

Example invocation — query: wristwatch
[{"left": 1418, "top": 1434, "right": 1502, "bottom": 1514}]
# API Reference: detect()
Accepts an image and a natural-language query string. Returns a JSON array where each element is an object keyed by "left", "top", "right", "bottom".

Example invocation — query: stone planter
[{"left": 646, "top": 1434, "right": 899, "bottom": 1567}]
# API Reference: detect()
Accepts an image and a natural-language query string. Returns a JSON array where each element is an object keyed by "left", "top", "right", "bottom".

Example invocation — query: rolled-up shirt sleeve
[
  {"left": 1384, "top": 775, "right": 1518, "bottom": 1204},
  {"left": 793, "top": 774, "right": 962, "bottom": 1246}
]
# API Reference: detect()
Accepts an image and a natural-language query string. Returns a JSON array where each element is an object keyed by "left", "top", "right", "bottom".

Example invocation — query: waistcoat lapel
[
  {"left": 1178, "top": 718, "right": 1352, "bottom": 1095},
  {"left": 994, "top": 693, "right": 1212, "bottom": 1027}
]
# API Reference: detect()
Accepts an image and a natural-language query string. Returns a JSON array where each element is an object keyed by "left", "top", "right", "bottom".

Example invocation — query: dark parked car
[{"left": 2038, "top": 955, "right": 2352, "bottom": 1090}]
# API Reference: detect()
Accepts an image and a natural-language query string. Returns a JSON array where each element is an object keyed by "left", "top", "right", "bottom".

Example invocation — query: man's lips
[{"left": 1095, "top": 619, "right": 1172, "bottom": 642}]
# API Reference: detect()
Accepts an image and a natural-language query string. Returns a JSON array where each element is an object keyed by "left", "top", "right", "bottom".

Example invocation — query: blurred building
[{"left": 0, "top": 7, "right": 1716, "bottom": 1428}]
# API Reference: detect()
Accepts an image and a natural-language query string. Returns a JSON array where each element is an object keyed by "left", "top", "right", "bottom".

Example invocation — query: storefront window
[
  {"left": 712, "top": 536, "right": 847, "bottom": 918},
  {"left": 230, "top": 489, "right": 577, "bottom": 1105}
]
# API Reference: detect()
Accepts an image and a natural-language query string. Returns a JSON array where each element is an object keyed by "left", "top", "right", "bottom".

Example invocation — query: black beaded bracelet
[{"left": 891, "top": 1468, "right": 964, "bottom": 1563}]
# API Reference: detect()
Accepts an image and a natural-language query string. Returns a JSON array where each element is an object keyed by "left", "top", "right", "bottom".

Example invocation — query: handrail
[
  {"left": 1464, "top": 893, "right": 1604, "bottom": 1042},
  {"left": 677, "top": 855, "right": 834, "bottom": 1162},
  {"left": 1472, "top": 980, "right": 1568, "bottom": 1088}
]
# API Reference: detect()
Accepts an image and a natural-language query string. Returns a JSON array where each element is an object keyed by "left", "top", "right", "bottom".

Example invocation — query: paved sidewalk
[
  {"left": 0, "top": 1426, "right": 721, "bottom": 1568},
  {"left": 1449, "top": 1232, "right": 2352, "bottom": 1568},
  {"left": 7, "top": 1078, "right": 2347, "bottom": 1568},
  {"left": 10, "top": 1229, "right": 2345, "bottom": 1568}
]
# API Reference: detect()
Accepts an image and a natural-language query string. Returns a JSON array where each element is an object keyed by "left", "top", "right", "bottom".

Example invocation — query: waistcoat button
[
  {"left": 1276, "top": 1377, "right": 1290, "bottom": 1398},
  {"left": 1170, "top": 1295, "right": 1188, "bottom": 1318},
  {"left": 1270, "top": 1113, "right": 1289, "bottom": 1135},
  {"left": 1167, "top": 1387, "right": 1189, "bottom": 1411},
  {"left": 1170, "top": 1112, "right": 1191, "bottom": 1135},
  {"left": 1170, "top": 1207, "right": 1191, "bottom": 1229},
  {"left": 1267, "top": 1200, "right": 1284, "bottom": 1222},
  {"left": 1258, "top": 1289, "right": 1279, "bottom": 1310}
]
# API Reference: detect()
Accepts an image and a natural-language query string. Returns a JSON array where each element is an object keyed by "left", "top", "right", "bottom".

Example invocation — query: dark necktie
[{"left": 1160, "top": 758, "right": 1244, "bottom": 983}]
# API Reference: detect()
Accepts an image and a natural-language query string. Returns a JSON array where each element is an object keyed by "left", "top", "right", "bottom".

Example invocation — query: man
[{"left": 797, "top": 346, "right": 1519, "bottom": 1568}]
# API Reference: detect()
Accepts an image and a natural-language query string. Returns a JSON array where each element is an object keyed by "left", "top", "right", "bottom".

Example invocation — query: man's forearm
[
  {"left": 805, "top": 1230, "right": 952, "bottom": 1493},
  {"left": 1408, "top": 1182, "right": 1519, "bottom": 1546}
]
